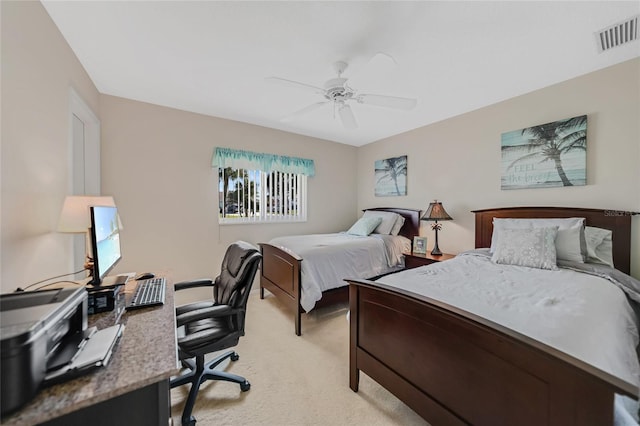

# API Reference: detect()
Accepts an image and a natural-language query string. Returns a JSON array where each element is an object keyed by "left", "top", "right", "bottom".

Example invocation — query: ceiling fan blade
[
  {"left": 357, "top": 94, "right": 417, "bottom": 110},
  {"left": 347, "top": 52, "right": 397, "bottom": 88},
  {"left": 364, "top": 52, "right": 397, "bottom": 74},
  {"left": 265, "top": 77, "right": 325, "bottom": 95},
  {"left": 338, "top": 104, "right": 358, "bottom": 129},
  {"left": 282, "top": 102, "right": 328, "bottom": 122}
]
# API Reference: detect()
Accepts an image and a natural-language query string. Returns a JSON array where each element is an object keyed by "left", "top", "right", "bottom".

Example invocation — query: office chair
[{"left": 170, "top": 241, "right": 262, "bottom": 426}]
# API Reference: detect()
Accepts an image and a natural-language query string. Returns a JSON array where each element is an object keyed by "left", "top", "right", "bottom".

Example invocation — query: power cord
[{"left": 15, "top": 269, "right": 86, "bottom": 292}]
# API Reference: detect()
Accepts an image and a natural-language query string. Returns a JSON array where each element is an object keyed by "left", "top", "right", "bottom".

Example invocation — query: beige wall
[
  {"left": 99, "top": 95, "right": 357, "bottom": 301},
  {"left": 2, "top": 1, "right": 638, "bottom": 298},
  {"left": 1, "top": 1, "right": 100, "bottom": 293},
  {"left": 358, "top": 58, "right": 640, "bottom": 279}
]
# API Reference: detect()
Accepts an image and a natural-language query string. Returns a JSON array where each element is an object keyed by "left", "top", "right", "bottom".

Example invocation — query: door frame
[{"left": 68, "top": 87, "right": 101, "bottom": 272}]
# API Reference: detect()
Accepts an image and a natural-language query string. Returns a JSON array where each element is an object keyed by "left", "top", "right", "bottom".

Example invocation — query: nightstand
[{"left": 404, "top": 252, "right": 455, "bottom": 269}]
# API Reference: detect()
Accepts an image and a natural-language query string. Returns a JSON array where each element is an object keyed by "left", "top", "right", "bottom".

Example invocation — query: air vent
[{"left": 596, "top": 15, "right": 639, "bottom": 53}]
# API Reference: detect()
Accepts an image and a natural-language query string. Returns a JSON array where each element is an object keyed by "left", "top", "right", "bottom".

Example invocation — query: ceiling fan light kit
[{"left": 268, "top": 53, "right": 417, "bottom": 130}]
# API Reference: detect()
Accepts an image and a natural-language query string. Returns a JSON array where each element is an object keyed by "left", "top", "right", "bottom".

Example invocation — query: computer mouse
[{"left": 135, "top": 272, "right": 155, "bottom": 281}]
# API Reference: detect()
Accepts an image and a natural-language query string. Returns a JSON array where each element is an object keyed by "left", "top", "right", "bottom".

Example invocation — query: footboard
[
  {"left": 348, "top": 279, "right": 637, "bottom": 426},
  {"left": 259, "top": 243, "right": 303, "bottom": 335}
]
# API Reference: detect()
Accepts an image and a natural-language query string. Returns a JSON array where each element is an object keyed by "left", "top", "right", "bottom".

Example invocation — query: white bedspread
[
  {"left": 269, "top": 232, "right": 410, "bottom": 312},
  {"left": 376, "top": 251, "right": 640, "bottom": 387}
]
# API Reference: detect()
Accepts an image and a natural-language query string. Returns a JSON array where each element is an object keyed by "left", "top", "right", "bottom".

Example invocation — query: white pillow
[
  {"left": 490, "top": 218, "right": 586, "bottom": 263},
  {"left": 390, "top": 215, "right": 405, "bottom": 236},
  {"left": 362, "top": 210, "right": 400, "bottom": 235},
  {"left": 347, "top": 216, "right": 382, "bottom": 236},
  {"left": 491, "top": 227, "right": 559, "bottom": 270},
  {"left": 584, "top": 226, "right": 614, "bottom": 267}
]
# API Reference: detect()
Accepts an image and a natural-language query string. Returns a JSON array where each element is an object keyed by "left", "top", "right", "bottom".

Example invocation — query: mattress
[{"left": 270, "top": 232, "right": 410, "bottom": 311}]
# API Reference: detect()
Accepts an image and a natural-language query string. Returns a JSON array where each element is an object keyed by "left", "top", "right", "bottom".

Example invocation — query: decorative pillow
[
  {"left": 491, "top": 227, "right": 559, "bottom": 270},
  {"left": 390, "top": 215, "right": 405, "bottom": 236},
  {"left": 346, "top": 216, "right": 383, "bottom": 236},
  {"left": 491, "top": 218, "right": 586, "bottom": 263},
  {"left": 362, "top": 210, "right": 400, "bottom": 235},
  {"left": 584, "top": 226, "right": 614, "bottom": 267}
]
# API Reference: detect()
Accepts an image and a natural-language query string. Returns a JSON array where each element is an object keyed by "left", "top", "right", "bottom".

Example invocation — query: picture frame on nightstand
[{"left": 413, "top": 236, "right": 427, "bottom": 254}]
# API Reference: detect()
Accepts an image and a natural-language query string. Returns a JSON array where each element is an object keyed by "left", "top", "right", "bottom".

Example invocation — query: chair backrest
[{"left": 214, "top": 241, "right": 262, "bottom": 319}]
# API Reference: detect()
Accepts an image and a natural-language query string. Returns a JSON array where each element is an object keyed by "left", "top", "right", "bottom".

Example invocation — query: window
[{"left": 213, "top": 148, "right": 314, "bottom": 224}]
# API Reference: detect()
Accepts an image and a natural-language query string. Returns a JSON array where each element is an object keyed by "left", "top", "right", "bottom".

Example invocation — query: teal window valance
[{"left": 212, "top": 147, "right": 315, "bottom": 177}]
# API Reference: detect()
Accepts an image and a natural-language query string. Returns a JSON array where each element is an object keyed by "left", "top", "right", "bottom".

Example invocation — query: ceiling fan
[{"left": 267, "top": 53, "right": 417, "bottom": 130}]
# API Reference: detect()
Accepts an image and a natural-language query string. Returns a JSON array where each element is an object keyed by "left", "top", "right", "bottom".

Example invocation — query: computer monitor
[{"left": 88, "top": 205, "right": 123, "bottom": 286}]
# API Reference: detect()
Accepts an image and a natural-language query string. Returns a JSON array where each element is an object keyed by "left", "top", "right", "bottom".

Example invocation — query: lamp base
[{"left": 431, "top": 227, "right": 443, "bottom": 256}]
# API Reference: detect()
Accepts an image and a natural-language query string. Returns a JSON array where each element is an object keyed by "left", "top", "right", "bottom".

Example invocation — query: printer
[{"left": 1, "top": 287, "right": 87, "bottom": 416}]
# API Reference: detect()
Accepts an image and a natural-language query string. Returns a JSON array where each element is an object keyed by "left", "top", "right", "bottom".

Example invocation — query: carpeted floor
[{"left": 170, "top": 290, "right": 429, "bottom": 425}]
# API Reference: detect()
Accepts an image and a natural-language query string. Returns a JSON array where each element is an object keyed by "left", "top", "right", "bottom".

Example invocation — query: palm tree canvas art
[
  {"left": 501, "top": 115, "right": 587, "bottom": 190},
  {"left": 375, "top": 155, "right": 407, "bottom": 196}
]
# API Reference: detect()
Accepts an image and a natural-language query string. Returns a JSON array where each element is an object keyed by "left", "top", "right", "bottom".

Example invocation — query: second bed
[{"left": 259, "top": 207, "right": 420, "bottom": 335}]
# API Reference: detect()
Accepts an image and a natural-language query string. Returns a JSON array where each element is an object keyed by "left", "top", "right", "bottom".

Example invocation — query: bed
[
  {"left": 259, "top": 207, "right": 421, "bottom": 336},
  {"left": 347, "top": 206, "right": 639, "bottom": 426}
]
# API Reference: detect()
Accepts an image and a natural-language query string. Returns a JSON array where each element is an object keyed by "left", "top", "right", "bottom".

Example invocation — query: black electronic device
[
  {"left": 135, "top": 272, "right": 155, "bottom": 281},
  {"left": 126, "top": 277, "right": 166, "bottom": 311},
  {"left": 0, "top": 287, "right": 87, "bottom": 416},
  {"left": 86, "top": 284, "right": 125, "bottom": 315},
  {"left": 88, "top": 206, "right": 125, "bottom": 286}
]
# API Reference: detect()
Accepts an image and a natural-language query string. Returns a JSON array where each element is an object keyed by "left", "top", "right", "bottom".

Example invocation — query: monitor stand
[{"left": 88, "top": 275, "right": 129, "bottom": 288}]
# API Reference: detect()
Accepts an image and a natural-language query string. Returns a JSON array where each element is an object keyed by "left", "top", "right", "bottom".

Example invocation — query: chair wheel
[
  {"left": 240, "top": 381, "right": 250, "bottom": 392},
  {"left": 182, "top": 415, "right": 196, "bottom": 426},
  {"left": 230, "top": 353, "right": 240, "bottom": 362}
]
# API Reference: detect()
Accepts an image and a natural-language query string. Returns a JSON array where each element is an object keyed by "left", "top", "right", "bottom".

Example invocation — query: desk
[{"left": 2, "top": 276, "right": 179, "bottom": 426}]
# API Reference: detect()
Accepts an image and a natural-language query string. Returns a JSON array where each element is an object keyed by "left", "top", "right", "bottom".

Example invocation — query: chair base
[{"left": 170, "top": 350, "right": 250, "bottom": 426}]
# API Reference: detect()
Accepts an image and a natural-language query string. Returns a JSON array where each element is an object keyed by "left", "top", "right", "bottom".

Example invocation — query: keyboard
[{"left": 125, "top": 277, "right": 166, "bottom": 310}]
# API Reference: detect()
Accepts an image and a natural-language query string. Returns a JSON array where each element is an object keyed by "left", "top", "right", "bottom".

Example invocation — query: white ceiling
[{"left": 41, "top": 1, "right": 640, "bottom": 147}]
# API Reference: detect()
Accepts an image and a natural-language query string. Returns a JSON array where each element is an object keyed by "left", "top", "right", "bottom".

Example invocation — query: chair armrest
[
  {"left": 176, "top": 305, "right": 239, "bottom": 327},
  {"left": 174, "top": 279, "right": 214, "bottom": 291}
]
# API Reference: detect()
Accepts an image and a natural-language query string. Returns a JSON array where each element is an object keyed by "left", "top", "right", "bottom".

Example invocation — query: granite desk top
[{"left": 2, "top": 275, "right": 179, "bottom": 426}]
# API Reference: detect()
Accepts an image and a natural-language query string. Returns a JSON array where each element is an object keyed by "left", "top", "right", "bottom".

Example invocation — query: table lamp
[
  {"left": 58, "top": 195, "right": 119, "bottom": 271},
  {"left": 420, "top": 200, "right": 453, "bottom": 256}
]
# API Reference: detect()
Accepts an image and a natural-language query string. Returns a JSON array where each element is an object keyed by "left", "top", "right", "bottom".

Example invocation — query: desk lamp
[{"left": 421, "top": 200, "right": 453, "bottom": 256}]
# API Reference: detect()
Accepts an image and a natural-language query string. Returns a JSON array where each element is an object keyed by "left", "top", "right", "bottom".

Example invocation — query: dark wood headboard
[
  {"left": 472, "top": 207, "right": 634, "bottom": 275},
  {"left": 364, "top": 207, "right": 422, "bottom": 241}
]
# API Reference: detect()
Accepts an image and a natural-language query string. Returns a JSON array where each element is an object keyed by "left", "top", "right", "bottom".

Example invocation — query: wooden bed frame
[
  {"left": 259, "top": 207, "right": 421, "bottom": 336},
  {"left": 347, "top": 206, "right": 638, "bottom": 426}
]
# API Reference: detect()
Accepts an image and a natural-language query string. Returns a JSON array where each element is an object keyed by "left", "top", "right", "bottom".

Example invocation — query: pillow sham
[
  {"left": 362, "top": 210, "right": 400, "bottom": 235},
  {"left": 491, "top": 227, "right": 559, "bottom": 270},
  {"left": 390, "top": 215, "right": 405, "bottom": 236},
  {"left": 584, "top": 226, "right": 614, "bottom": 267},
  {"left": 346, "top": 216, "right": 383, "bottom": 236},
  {"left": 490, "top": 217, "right": 586, "bottom": 263}
]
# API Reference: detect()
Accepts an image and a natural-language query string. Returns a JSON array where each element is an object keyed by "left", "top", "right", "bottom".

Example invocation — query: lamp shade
[
  {"left": 57, "top": 196, "right": 117, "bottom": 233},
  {"left": 421, "top": 200, "right": 453, "bottom": 222}
]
